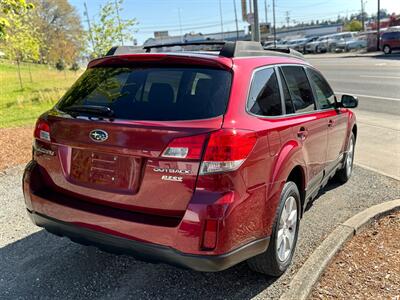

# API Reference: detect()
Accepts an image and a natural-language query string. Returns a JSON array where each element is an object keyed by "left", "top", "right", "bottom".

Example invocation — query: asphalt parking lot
[
  {"left": 1, "top": 54, "right": 399, "bottom": 299},
  {"left": 1, "top": 165, "right": 399, "bottom": 300}
]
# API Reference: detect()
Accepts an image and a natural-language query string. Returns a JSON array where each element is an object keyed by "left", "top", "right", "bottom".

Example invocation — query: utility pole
[
  {"left": 264, "top": 0, "right": 268, "bottom": 24},
  {"left": 377, "top": 0, "right": 381, "bottom": 50},
  {"left": 253, "top": 0, "right": 260, "bottom": 41},
  {"left": 114, "top": 0, "right": 124, "bottom": 45},
  {"left": 178, "top": 8, "right": 183, "bottom": 42},
  {"left": 285, "top": 11, "right": 290, "bottom": 27},
  {"left": 233, "top": 0, "right": 240, "bottom": 40},
  {"left": 83, "top": 2, "right": 95, "bottom": 51},
  {"left": 219, "top": 0, "right": 224, "bottom": 40},
  {"left": 273, "top": 0, "right": 276, "bottom": 47},
  {"left": 361, "top": 0, "right": 365, "bottom": 31}
]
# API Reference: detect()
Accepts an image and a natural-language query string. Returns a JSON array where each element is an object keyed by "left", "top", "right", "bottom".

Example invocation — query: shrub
[
  {"left": 55, "top": 59, "right": 65, "bottom": 71},
  {"left": 70, "top": 62, "right": 80, "bottom": 71}
]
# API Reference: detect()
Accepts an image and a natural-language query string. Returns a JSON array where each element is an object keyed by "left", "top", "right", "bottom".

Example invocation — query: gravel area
[
  {"left": 311, "top": 211, "right": 400, "bottom": 299},
  {"left": 0, "top": 165, "right": 399, "bottom": 299},
  {"left": 0, "top": 127, "right": 33, "bottom": 171}
]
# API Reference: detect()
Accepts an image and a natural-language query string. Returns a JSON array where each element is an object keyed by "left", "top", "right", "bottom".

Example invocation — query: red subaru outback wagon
[{"left": 23, "top": 41, "right": 357, "bottom": 276}]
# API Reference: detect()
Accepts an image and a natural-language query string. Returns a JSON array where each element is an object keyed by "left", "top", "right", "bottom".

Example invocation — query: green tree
[
  {"left": 90, "top": 0, "right": 137, "bottom": 58},
  {"left": 0, "top": 0, "right": 34, "bottom": 39},
  {"left": 1, "top": 10, "right": 40, "bottom": 89},
  {"left": 31, "top": 0, "right": 84, "bottom": 65},
  {"left": 344, "top": 19, "right": 362, "bottom": 32}
]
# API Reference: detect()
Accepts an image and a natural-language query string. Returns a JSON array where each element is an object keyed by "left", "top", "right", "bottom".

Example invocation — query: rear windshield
[{"left": 57, "top": 67, "right": 232, "bottom": 121}]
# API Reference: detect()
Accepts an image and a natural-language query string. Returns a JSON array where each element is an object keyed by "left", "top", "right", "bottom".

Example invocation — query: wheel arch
[{"left": 286, "top": 165, "right": 306, "bottom": 218}]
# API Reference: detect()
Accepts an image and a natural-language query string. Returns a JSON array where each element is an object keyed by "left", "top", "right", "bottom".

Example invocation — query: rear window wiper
[{"left": 62, "top": 105, "right": 114, "bottom": 117}]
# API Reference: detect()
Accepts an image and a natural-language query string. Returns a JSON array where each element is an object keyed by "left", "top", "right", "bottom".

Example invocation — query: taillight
[
  {"left": 200, "top": 129, "right": 257, "bottom": 175},
  {"left": 34, "top": 119, "right": 51, "bottom": 142},
  {"left": 161, "top": 134, "right": 207, "bottom": 159}
]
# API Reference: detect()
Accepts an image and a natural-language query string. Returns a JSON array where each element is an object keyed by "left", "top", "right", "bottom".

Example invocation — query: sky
[{"left": 69, "top": 0, "right": 400, "bottom": 45}]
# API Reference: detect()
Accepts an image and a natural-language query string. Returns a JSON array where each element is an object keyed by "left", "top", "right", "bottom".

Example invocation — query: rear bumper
[
  {"left": 28, "top": 210, "right": 269, "bottom": 272},
  {"left": 23, "top": 160, "right": 274, "bottom": 271}
]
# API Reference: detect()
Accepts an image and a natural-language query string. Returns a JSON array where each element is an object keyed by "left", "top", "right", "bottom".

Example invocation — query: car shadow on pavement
[
  {"left": 304, "top": 179, "right": 342, "bottom": 213},
  {"left": 0, "top": 229, "right": 277, "bottom": 299}
]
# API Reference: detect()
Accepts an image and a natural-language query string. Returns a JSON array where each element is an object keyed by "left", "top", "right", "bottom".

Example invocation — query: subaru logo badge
[{"left": 89, "top": 129, "right": 108, "bottom": 142}]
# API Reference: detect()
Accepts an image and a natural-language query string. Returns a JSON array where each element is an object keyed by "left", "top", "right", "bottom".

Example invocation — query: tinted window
[
  {"left": 307, "top": 69, "right": 335, "bottom": 109},
  {"left": 278, "top": 68, "right": 295, "bottom": 114},
  {"left": 383, "top": 32, "right": 400, "bottom": 39},
  {"left": 247, "top": 68, "right": 282, "bottom": 116},
  {"left": 57, "top": 67, "right": 232, "bottom": 121},
  {"left": 281, "top": 66, "right": 315, "bottom": 113}
]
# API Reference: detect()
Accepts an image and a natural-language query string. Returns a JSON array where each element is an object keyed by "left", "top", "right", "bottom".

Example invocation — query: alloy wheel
[
  {"left": 383, "top": 45, "right": 390, "bottom": 54},
  {"left": 276, "top": 196, "right": 298, "bottom": 262}
]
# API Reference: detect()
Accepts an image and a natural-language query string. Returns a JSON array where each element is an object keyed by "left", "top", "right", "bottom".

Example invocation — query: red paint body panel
[{"left": 23, "top": 51, "right": 356, "bottom": 264}]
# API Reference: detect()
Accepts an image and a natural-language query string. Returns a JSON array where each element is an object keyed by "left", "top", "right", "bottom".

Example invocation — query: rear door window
[
  {"left": 281, "top": 66, "right": 316, "bottom": 113},
  {"left": 57, "top": 67, "right": 232, "bottom": 121},
  {"left": 247, "top": 68, "right": 282, "bottom": 117}
]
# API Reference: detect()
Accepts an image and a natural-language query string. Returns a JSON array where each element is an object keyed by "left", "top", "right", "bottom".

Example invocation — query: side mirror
[{"left": 340, "top": 94, "right": 358, "bottom": 108}]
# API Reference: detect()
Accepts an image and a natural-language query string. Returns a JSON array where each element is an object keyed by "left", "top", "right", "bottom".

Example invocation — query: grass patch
[{"left": 0, "top": 59, "right": 82, "bottom": 128}]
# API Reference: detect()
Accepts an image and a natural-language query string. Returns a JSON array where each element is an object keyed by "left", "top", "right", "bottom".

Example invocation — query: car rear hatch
[{"left": 34, "top": 54, "right": 233, "bottom": 217}]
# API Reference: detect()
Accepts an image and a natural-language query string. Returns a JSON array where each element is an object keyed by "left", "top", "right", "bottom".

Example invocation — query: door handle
[
  {"left": 297, "top": 127, "right": 308, "bottom": 140},
  {"left": 328, "top": 119, "right": 335, "bottom": 127}
]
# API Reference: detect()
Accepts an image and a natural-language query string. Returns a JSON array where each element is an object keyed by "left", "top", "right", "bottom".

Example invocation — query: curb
[{"left": 280, "top": 199, "right": 400, "bottom": 300}]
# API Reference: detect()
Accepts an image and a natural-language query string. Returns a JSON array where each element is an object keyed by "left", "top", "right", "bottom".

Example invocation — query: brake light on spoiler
[{"left": 161, "top": 129, "right": 257, "bottom": 175}]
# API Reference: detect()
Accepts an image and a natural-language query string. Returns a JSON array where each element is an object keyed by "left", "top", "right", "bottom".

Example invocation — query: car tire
[
  {"left": 335, "top": 132, "right": 355, "bottom": 183},
  {"left": 315, "top": 46, "right": 320, "bottom": 53},
  {"left": 383, "top": 45, "right": 392, "bottom": 54},
  {"left": 247, "top": 181, "right": 300, "bottom": 276}
]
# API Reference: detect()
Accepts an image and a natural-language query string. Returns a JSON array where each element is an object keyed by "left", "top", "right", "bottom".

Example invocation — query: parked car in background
[
  {"left": 263, "top": 41, "right": 275, "bottom": 48},
  {"left": 336, "top": 36, "right": 367, "bottom": 52},
  {"left": 305, "top": 35, "right": 329, "bottom": 53},
  {"left": 264, "top": 40, "right": 289, "bottom": 50},
  {"left": 290, "top": 37, "right": 319, "bottom": 53},
  {"left": 380, "top": 30, "right": 400, "bottom": 54},
  {"left": 324, "top": 32, "right": 358, "bottom": 52},
  {"left": 23, "top": 41, "right": 358, "bottom": 277}
]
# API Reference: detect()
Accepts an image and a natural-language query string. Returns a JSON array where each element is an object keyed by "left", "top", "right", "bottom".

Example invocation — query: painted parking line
[{"left": 335, "top": 92, "right": 400, "bottom": 102}]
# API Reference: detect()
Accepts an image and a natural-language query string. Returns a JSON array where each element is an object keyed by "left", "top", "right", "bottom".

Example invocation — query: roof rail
[
  {"left": 106, "top": 41, "right": 304, "bottom": 60},
  {"left": 106, "top": 45, "right": 144, "bottom": 56},
  {"left": 264, "top": 48, "right": 305, "bottom": 59}
]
